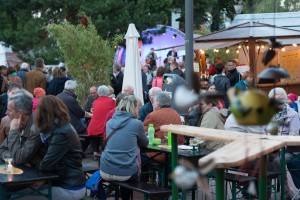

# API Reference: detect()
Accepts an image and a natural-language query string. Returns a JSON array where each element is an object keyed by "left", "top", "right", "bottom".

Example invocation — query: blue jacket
[
  {"left": 100, "top": 110, "right": 148, "bottom": 176},
  {"left": 138, "top": 102, "right": 153, "bottom": 122}
]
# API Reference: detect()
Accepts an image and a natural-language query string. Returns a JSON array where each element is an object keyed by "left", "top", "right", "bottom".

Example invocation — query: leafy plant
[{"left": 47, "top": 15, "right": 119, "bottom": 103}]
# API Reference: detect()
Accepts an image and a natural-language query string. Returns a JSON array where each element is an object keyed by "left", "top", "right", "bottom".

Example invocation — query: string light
[
  {"left": 225, "top": 48, "right": 230, "bottom": 54},
  {"left": 261, "top": 44, "right": 265, "bottom": 49},
  {"left": 246, "top": 46, "right": 249, "bottom": 50},
  {"left": 200, "top": 49, "right": 205, "bottom": 54},
  {"left": 238, "top": 45, "right": 242, "bottom": 49},
  {"left": 236, "top": 49, "right": 239, "bottom": 54},
  {"left": 257, "top": 46, "right": 260, "bottom": 49},
  {"left": 293, "top": 43, "right": 297, "bottom": 47},
  {"left": 281, "top": 47, "right": 286, "bottom": 52}
]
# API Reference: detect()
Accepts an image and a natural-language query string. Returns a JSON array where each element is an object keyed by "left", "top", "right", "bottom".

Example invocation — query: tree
[{"left": 47, "top": 16, "right": 118, "bottom": 103}]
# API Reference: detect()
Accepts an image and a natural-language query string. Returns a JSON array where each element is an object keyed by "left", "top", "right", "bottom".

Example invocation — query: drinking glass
[
  {"left": 3, "top": 153, "right": 12, "bottom": 171},
  {"left": 163, "top": 132, "right": 168, "bottom": 145}
]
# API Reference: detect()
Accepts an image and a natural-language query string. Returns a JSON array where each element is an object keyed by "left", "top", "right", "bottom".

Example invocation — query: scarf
[
  {"left": 40, "top": 118, "right": 59, "bottom": 143},
  {"left": 274, "top": 103, "right": 288, "bottom": 122}
]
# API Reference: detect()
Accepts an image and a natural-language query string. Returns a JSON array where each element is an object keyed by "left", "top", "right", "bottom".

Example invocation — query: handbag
[{"left": 86, "top": 171, "right": 107, "bottom": 200}]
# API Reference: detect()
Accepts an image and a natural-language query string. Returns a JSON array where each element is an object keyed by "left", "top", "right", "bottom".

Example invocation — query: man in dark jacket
[
  {"left": 138, "top": 87, "right": 162, "bottom": 122},
  {"left": 213, "top": 63, "right": 230, "bottom": 108},
  {"left": 170, "top": 62, "right": 184, "bottom": 79},
  {"left": 0, "top": 92, "right": 45, "bottom": 167},
  {"left": 57, "top": 80, "right": 87, "bottom": 134},
  {"left": 226, "top": 60, "right": 242, "bottom": 87},
  {"left": 110, "top": 63, "right": 123, "bottom": 96}
]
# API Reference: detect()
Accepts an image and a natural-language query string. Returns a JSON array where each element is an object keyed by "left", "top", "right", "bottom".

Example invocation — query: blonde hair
[{"left": 117, "top": 95, "right": 138, "bottom": 118}]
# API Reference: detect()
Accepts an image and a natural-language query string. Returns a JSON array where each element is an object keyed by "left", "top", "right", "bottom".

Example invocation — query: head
[
  {"left": 150, "top": 48, "right": 155, "bottom": 53},
  {"left": 226, "top": 60, "right": 237, "bottom": 71},
  {"left": 7, "top": 92, "right": 33, "bottom": 121},
  {"left": 242, "top": 71, "right": 254, "bottom": 85},
  {"left": 214, "top": 57, "right": 222, "bottom": 64},
  {"left": 64, "top": 80, "right": 77, "bottom": 91},
  {"left": 6, "top": 66, "right": 16, "bottom": 76},
  {"left": 198, "top": 96, "right": 218, "bottom": 114},
  {"left": 207, "top": 84, "right": 216, "bottom": 92},
  {"left": 156, "top": 67, "right": 165, "bottom": 77},
  {"left": 7, "top": 83, "right": 23, "bottom": 97},
  {"left": 287, "top": 93, "right": 298, "bottom": 105},
  {"left": 215, "top": 63, "right": 225, "bottom": 74},
  {"left": 97, "top": 85, "right": 109, "bottom": 97},
  {"left": 152, "top": 92, "right": 171, "bottom": 111},
  {"left": 0, "top": 65, "right": 7, "bottom": 75},
  {"left": 88, "top": 86, "right": 98, "bottom": 98},
  {"left": 35, "top": 95, "right": 70, "bottom": 132},
  {"left": 116, "top": 93, "right": 128, "bottom": 106},
  {"left": 143, "top": 65, "right": 150, "bottom": 73},
  {"left": 168, "top": 56, "right": 175, "bottom": 64},
  {"left": 123, "top": 85, "right": 134, "bottom": 95},
  {"left": 33, "top": 87, "right": 46, "bottom": 98},
  {"left": 107, "top": 85, "right": 114, "bottom": 96},
  {"left": 35, "top": 58, "right": 45, "bottom": 69},
  {"left": 21, "top": 62, "right": 29, "bottom": 70},
  {"left": 117, "top": 95, "right": 138, "bottom": 118},
  {"left": 52, "top": 67, "right": 64, "bottom": 78},
  {"left": 170, "top": 62, "right": 179, "bottom": 71},
  {"left": 113, "top": 63, "right": 121, "bottom": 74},
  {"left": 268, "top": 87, "right": 288, "bottom": 110},
  {"left": 149, "top": 87, "right": 162, "bottom": 103}
]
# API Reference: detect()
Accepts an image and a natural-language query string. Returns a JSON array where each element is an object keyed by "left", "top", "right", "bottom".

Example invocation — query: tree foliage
[{"left": 47, "top": 17, "right": 118, "bottom": 102}]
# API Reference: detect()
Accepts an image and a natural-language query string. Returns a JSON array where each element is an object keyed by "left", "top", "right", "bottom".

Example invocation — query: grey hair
[
  {"left": 9, "top": 92, "right": 33, "bottom": 115},
  {"left": 117, "top": 95, "right": 138, "bottom": 118},
  {"left": 64, "top": 80, "right": 77, "bottom": 90},
  {"left": 149, "top": 87, "right": 162, "bottom": 97},
  {"left": 153, "top": 92, "right": 171, "bottom": 107},
  {"left": 268, "top": 87, "right": 288, "bottom": 99},
  {"left": 97, "top": 85, "right": 109, "bottom": 96},
  {"left": 21, "top": 62, "right": 29, "bottom": 69}
]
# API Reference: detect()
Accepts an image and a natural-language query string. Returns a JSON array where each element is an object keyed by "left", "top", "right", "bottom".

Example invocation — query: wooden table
[
  {"left": 160, "top": 124, "right": 300, "bottom": 200},
  {"left": 0, "top": 165, "right": 59, "bottom": 199}
]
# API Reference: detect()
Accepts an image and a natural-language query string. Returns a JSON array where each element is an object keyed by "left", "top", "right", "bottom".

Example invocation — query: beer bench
[{"left": 108, "top": 180, "right": 172, "bottom": 200}]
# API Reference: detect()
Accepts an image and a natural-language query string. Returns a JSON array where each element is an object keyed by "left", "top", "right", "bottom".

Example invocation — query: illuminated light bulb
[
  {"left": 293, "top": 44, "right": 297, "bottom": 47},
  {"left": 226, "top": 48, "right": 230, "bottom": 54},
  {"left": 281, "top": 47, "right": 286, "bottom": 52},
  {"left": 213, "top": 49, "right": 217, "bottom": 52},
  {"left": 261, "top": 45, "right": 265, "bottom": 49},
  {"left": 236, "top": 49, "right": 239, "bottom": 54},
  {"left": 238, "top": 45, "right": 242, "bottom": 49},
  {"left": 216, "top": 49, "right": 219, "bottom": 53},
  {"left": 257, "top": 46, "right": 260, "bottom": 49},
  {"left": 246, "top": 46, "right": 249, "bottom": 50}
]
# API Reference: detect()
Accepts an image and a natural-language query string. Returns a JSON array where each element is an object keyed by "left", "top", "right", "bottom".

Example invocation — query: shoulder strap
[{"left": 105, "top": 129, "right": 117, "bottom": 143}]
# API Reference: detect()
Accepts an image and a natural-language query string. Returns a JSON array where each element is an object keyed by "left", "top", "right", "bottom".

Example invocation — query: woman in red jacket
[{"left": 86, "top": 85, "right": 116, "bottom": 159}]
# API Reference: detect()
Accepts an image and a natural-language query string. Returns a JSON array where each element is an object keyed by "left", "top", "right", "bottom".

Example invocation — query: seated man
[
  {"left": 143, "top": 92, "right": 184, "bottom": 163},
  {"left": 138, "top": 87, "right": 161, "bottom": 122},
  {"left": 0, "top": 92, "right": 45, "bottom": 167}
]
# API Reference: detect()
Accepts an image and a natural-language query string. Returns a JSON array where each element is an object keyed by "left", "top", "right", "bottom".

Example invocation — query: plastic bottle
[
  {"left": 167, "top": 131, "right": 172, "bottom": 146},
  {"left": 148, "top": 124, "right": 155, "bottom": 145}
]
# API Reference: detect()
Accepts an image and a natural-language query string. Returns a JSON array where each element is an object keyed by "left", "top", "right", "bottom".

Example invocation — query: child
[{"left": 32, "top": 87, "right": 46, "bottom": 113}]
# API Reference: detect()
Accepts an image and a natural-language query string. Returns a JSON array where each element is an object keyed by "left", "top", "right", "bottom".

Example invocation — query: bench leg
[{"left": 231, "top": 182, "right": 236, "bottom": 200}]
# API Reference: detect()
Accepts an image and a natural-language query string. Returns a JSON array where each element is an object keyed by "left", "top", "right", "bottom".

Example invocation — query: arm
[
  {"left": 39, "top": 133, "right": 70, "bottom": 171},
  {"left": 200, "top": 112, "right": 216, "bottom": 129},
  {"left": 288, "top": 113, "right": 300, "bottom": 134},
  {"left": 70, "top": 97, "right": 85, "bottom": 118},
  {"left": 40, "top": 76, "right": 47, "bottom": 90},
  {"left": 136, "top": 123, "right": 149, "bottom": 147},
  {"left": 7, "top": 129, "right": 42, "bottom": 165}
]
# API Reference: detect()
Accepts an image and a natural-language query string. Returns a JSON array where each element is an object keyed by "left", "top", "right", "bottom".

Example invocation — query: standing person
[
  {"left": 35, "top": 96, "right": 86, "bottom": 200},
  {"left": 25, "top": 58, "right": 46, "bottom": 94},
  {"left": 0, "top": 65, "right": 7, "bottom": 94},
  {"left": 143, "top": 65, "right": 153, "bottom": 91},
  {"left": 213, "top": 63, "right": 230, "bottom": 108},
  {"left": 46, "top": 67, "right": 68, "bottom": 95},
  {"left": 6, "top": 66, "right": 22, "bottom": 86},
  {"left": 164, "top": 56, "right": 175, "bottom": 73},
  {"left": 100, "top": 95, "right": 149, "bottom": 200},
  {"left": 170, "top": 62, "right": 184, "bottom": 79},
  {"left": 226, "top": 59, "right": 242, "bottom": 87},
  {"left": 86, "top": 85, "right": 116, "bottom": 158},
  {"left": 110, "top": 63, "right": 123, "bottom": 96},
  {"left": 166, "top": 47, "right": 178, "bottom": 61},
  {"left": 57, "top": 80, "right": 88, "bottom": 135},
  {"left": 17, "top": 62, "right": 29, "bottom": 86},
  {"left": 152, "top": 67, "right": 165, "bottom": 89},
  {"left": 234, "top": 71, "right": 254, "bottom": 92},
  {"left": 146, "top": 48, "right": 158, "bottom": 70}
]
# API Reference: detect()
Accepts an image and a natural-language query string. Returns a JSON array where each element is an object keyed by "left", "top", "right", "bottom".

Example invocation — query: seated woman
[
  {"left": 35, "top": 95, "right": 86, "bottom": 200},
  {"left": 198, "top": 94, "right": 228, "bottom": 150},
  {"left": 100, "top": 95, "right": 149, "bottom": 200},
  {"left": 234, "top": 71, "right": 254, "bottom": 92}
]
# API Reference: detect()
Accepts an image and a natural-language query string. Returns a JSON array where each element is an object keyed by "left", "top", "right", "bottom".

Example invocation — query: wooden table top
[{"left": 160, "top": 125, "right": 300, "bottom": 168}]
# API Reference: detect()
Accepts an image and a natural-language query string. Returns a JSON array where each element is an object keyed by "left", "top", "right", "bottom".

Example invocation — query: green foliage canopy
[{"left": 47, "top": 18, "right": 116, "bottom": 102}]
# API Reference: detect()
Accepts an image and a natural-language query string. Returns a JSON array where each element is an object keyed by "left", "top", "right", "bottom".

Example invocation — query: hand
[{"left": 10, "top": 118, "right": 21, "bottom": 130}]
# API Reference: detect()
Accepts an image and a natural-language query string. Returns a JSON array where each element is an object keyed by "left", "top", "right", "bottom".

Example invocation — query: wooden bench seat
[{"left": 108, "top": 180, "right": 172, "bottom": 200}]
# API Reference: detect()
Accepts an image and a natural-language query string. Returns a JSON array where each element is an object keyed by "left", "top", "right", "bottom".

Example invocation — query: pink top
[
  {"left": 32, "top": 98, "right": 40, "bottom": 113},
  {"left": 151, "top": 77, "right": 163, "bottom": 89}
]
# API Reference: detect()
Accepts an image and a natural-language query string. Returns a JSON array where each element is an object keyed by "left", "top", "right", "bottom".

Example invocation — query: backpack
[{"left": 86, "top": 170, "right": 107, "bottom": 200}]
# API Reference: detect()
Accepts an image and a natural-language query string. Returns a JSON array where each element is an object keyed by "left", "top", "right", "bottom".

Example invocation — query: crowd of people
[{"left": 0, "top": 54, "right": 299, "bottom": 200}]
